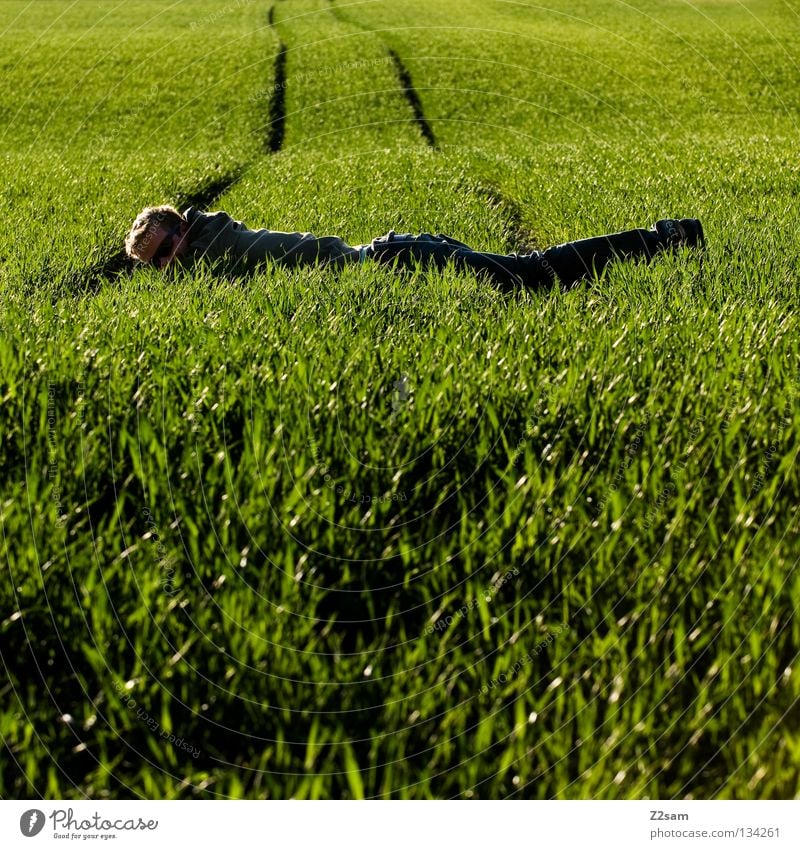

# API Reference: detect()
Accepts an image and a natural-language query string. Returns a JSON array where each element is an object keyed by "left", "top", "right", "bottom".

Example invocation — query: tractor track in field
[
  {"left": 475, "top": 183, "right": 540, "bottom": 251},
  {"left": 387, "top": 48, "right": 436, "bottom": 148},
  {"left": 90, "top": 2, "right": 436, "bottom": 288},
  {"left": 173, "top": 169, "right": 245, "bottom": 212},
  {"left": 327, "top": 0, "right": 436, "bottom": 148},
  {"left": 265, "top": 5, "right": 288, "bottom": 153}
]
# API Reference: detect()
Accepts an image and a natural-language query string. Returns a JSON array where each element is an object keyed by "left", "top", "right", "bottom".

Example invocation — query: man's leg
[
  {"left": 541, "top": 228, "right": 661, "bottom": 287},
  {"left": 364, "top": 231, "right": 552, "bottom": 291},
  {"left": 363, "top": 219, "right": 704, "bottom": 290},
  {"left": 542, "top": 218, "right": 705, "bottom": 285},
  {"left": 541, "top": 219, "right": 704, "bottom": 287}
]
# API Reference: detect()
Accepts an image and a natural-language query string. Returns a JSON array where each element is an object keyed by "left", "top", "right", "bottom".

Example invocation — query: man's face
[{"left": 139, "top": 221, "right": 190, "bottom": 270}]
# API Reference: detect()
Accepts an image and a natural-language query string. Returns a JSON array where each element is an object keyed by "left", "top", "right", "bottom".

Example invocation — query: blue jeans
[{"left": 363, "top": 227, "right": 663, "bottom": 290}]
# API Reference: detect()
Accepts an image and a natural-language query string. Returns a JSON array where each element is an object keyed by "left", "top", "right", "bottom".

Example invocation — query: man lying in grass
[{"left": 124, "top": 205, "right": 704, "bottom": 289}]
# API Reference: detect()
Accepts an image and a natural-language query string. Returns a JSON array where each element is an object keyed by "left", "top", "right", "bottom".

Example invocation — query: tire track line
[
  {"left": 327, "top": 0, "right": 436, "bottom": 148},
  {"left": 387, "top": 47, "right": 436, "bottom": 148},
  {"left": 265, "top": 4, "right": 288, "bottom": 153},
  {"left": 474, "top": 183, "right": 539, "bottom": 251}
]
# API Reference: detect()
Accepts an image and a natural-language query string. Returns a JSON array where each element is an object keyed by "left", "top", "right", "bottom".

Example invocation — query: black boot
[
  {"left": 540, "top": 218, "right": 705, "bottom": 288},
  {"left": 540, "top": 227, "right": 660, "bottom": 287},
  {"left": 654, "top": 218, "right": 705, "bottom": 250}
]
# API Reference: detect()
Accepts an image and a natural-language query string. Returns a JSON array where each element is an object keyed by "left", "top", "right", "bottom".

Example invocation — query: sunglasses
[{"left": 149, "top": 224, "right": 182, "bottom": 267}]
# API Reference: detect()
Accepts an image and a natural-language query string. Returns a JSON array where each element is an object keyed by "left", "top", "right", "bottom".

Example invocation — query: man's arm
[
  {"left": 238, "top": 228, "right": 359, "bottom": 270},
  {"left": 183, "top": 207, "right": 358, "bottom": 272}
]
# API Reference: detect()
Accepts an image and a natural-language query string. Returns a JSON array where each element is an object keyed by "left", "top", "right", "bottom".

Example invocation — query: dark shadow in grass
[
  {"left": 82, "top": 248, "right": 135, "bottom": 289},
  {"left": 172, "top": 170, "right": 245, "bottom": 213},
  {"left": 263, "top": 6, "right": 288, "bottom": 155},
  {"left": 474, "top": 182, "right": 539, "bottom": 252},
  {"left": 58, "top": 247, "right": 135, "bottom": 294},
  {"left": 388, "top": 48, "right": 436, "bottom": 148}
]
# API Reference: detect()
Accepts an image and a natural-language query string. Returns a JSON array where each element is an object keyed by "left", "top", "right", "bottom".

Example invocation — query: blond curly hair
[{"left": 124, "top": 205, "right": 185, "bottom": 260}]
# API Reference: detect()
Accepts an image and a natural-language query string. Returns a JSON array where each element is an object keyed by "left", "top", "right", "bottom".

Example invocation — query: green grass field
[{"left": 1, "top": 0, "right": 799, "bottom": 799}]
